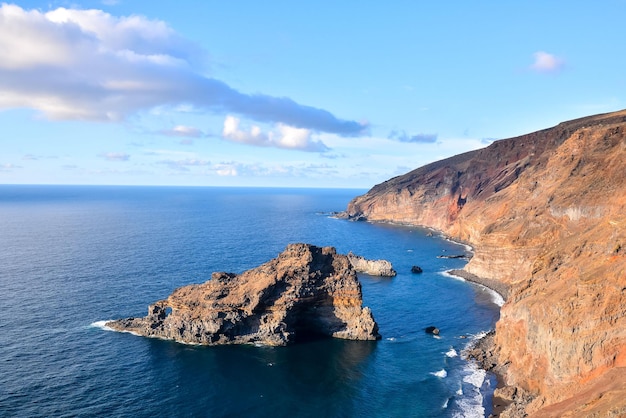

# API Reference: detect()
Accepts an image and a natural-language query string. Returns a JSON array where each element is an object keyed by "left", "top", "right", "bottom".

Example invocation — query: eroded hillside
[{"left": 345, "top": 110, "right": 626, "bottom": 416}]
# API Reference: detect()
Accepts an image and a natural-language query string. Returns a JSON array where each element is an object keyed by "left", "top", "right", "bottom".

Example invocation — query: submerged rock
[{"left": 107, "top": 243, "right": 381, "bottom": 346}]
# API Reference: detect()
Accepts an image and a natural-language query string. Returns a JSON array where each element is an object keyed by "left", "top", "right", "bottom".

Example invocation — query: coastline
[
  {"left": 338, "top": 214, "right": 512, "bottom": 416},
  {"left": 446, "top": 269, "right": 513, "bottom": 417},
  {"left": 447, "top": 269, "right": 510, "bottom": 301}
]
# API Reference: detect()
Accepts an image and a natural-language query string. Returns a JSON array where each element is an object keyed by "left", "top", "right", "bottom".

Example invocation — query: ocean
[{"left": 0, "top": 185, "right": 500, "bottom": 417}]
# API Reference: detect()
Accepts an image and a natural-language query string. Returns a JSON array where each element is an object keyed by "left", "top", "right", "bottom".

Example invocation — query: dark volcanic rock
[
  {"left": 425, "top": 326, "right": 440, "bottom": 335},
  {"left": 411, "top": 265, "right": 423, "bottom": 274},
  {"left": 107, "top": 243, "right": 381, "bottom": 346}
]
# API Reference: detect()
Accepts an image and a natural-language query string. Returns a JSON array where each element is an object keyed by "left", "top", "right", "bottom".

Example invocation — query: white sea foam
[
  {"left": 470, "top": 330, "right": 488, "bottom": 342},
  {"left": 442, "top": 236, "right": 473, "bottom": 252},
  {"left": 463, "top": 363, "right": 486, "bottom": 388},
  {"left": 439, "top": 271, "right": 505, "bottom": 307},
  {"left": 451, "top": 361, "right": 487, "bottom": 418},
  {"left": 438, "top": 270, "right": 465, "bottom": 281},
  {"left": 453, "top": 400, "right": 484, "bottom": 418},
  {"left": 430, "top": 369, "right": 447, "bottom": 378},
  {"left": 445, "top": 348, "right": 458, "bottom": 358},
  {"left": 90, "top": 320, "right": 115, "bottom": 331},
  {"left": 448, "top": 330, "right": 496, "bottom": 418},
  {"left": 489, "top": 289, "right": 505, "bottom": 307}
]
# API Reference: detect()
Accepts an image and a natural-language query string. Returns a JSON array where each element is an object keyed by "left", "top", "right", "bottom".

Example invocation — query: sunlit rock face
[
  {"left": 345, "top": 110, "right": 626, "bottom": 416},
  {"left": 107, "top": 243, "right": 380, "bottom": 346}
]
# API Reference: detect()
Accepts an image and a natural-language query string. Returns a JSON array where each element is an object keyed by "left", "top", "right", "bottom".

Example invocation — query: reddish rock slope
[{"left": 345, "top": 110, "right": 626, "bottom": 416}]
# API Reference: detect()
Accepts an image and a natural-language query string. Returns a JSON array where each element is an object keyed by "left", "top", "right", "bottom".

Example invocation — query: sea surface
[{"left": 0, "top": 185, "right": 500, "bottom": 417}]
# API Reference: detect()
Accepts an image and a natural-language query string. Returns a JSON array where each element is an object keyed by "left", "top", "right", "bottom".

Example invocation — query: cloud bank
[{"left": 0, "top": 4, "right": 366, "bottom": 136}]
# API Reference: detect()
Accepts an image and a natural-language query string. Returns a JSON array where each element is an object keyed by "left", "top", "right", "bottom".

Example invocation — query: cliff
[
  {"left": 107, "top": 244, "right": 380, "bottom": 346},
  {"left": 344, "top": 109, "right": 626, "bottom": 416}
]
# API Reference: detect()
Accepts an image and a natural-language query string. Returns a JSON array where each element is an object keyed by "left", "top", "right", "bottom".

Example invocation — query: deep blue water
[{"left": 0, "top": 186, "right": 500, "bottom": 417}]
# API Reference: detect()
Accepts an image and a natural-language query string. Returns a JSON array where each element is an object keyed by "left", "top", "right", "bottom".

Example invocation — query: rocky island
[
  {"left": 107, "top": 243, "right": 380, "bottom": 346},
  {"left": 347, "top": 251, "right": 397, "bottom": 276},
  {"left": 344, "top": 109, "right": 626, "bottom": 416}
]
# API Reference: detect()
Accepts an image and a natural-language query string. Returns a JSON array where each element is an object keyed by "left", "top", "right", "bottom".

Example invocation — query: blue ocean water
[{"left": 0, "top": 185, "right": 500, "bottom": 417}]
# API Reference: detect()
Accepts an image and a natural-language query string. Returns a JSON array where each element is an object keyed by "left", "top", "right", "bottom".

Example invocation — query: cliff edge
[
  {"left": 345, "top": 110, "right": 626, "bottom": 416},
  {"left": 107, "top": 243, "right": 380, "bottom": 346}
]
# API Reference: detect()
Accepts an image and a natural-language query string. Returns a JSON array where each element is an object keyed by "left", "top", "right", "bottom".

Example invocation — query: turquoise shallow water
[{"left": 0, "top": 185, "right": 499, "bottom": 417}]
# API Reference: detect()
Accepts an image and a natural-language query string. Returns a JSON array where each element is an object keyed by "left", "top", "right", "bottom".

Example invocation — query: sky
[{"left": 1, "top": 1, "right": 625, "bottom": 188}]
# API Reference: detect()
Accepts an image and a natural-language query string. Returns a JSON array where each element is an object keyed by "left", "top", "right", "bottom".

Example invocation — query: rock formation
[
  {"left": 347, "top": 252, "right": 397, "bottom": 276},
  {"left": 425, "top": 326, "right": 440, "bottom": 335},
  {"left": 107, "top": 243, "right": 380, "bottom": 346},
  {"left": 343, "top": 109, "right": 626, "bottom": 416}
]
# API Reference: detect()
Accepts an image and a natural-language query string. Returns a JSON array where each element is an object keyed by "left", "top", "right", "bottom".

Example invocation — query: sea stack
[
  {"left": 347, "top": 251, "right": 397, "bottom": 276},
  {"left": 343, "top": 109, "right": 626, "bottom": 416},
  {"left": 107, "top": 243, "right": 381, "bottom": 346}
]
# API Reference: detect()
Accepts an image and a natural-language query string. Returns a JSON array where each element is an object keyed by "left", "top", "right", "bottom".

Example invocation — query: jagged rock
[
  {"left": 411, "top": 265, "right": 423, "bottom": 274},
  {"left": 106, "top": 243, "right": 381, "bottom": 346},
  {"left": 347, "top": 252, "right": 396, "bottom": 277},
  {"left": 425, "top": 326, "right": 440, "bottom": 335}
]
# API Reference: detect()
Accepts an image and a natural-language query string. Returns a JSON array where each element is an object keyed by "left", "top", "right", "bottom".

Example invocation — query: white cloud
[
  {"left": 160, "top": 125, "right": 205, "bottom": 138},
  {"left": 388, "top": 129, "right": 438, "bottom": 143},
  {"left": 223, "top": 116, "right": 268, "bottom": 145},
  {"left": 273, "top": 124, "right": 317, "bottom": 150},
  {"left": 101, "top": 152, "right": 130, "bottom": 161},
  {"left": 530, "top": 51, "right": 564, "bottom": 73},
  {"left": 0, "top": 163, "right": 21, "bottom": 171},
  {"left": 222, "top": 116, "right": 329, "bottom": 152},
  {"left": 214, "top": 163, "right": 239, "bottom": 176},
  {"left": 158, "top": 158, "right": 210, "bottom": 171},
  {"left": 0, "top": 5, "right": 366, "bottom": 135}
]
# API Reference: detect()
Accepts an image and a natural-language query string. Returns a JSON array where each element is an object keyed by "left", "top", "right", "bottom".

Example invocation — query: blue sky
[{"left": 1, "top": 1, "right": 625, "bottom": 188}]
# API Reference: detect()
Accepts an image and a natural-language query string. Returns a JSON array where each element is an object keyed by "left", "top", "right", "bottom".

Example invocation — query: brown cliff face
[
  {"left": 107, "top": 243, "right": 380, "bottom": 346},
  {"left": 345, "top": 110, "right": 626, "bottom": 416}
]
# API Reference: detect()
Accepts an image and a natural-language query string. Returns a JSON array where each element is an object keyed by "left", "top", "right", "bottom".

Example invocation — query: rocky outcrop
[
  {"left": 347, "top": 252, "right": 397, "bottom": 276},
  {"left": 344, "top": 109, "right": 626, "bottom": 416},
  {"left": 107, "top": 244, "right": 381, "bottom": 346},
  {"left": 411, "top": 265, "right": 423, "bottom": 274}
]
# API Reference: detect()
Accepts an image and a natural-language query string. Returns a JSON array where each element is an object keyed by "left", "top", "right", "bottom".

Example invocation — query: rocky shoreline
[
  {"left": 447, "top": 266, "right": 512, "bottom": 416},
  {"left": 447, "top": 269, "right": 509, "bottom": 301}
]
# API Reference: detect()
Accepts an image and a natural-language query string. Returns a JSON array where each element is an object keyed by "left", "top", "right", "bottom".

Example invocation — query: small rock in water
[
  {"left": 425, "top": 326, "right": 440, "bottom": 335},
  {"left": 411, "top": 265, "right": 423, "bottom": 274}
]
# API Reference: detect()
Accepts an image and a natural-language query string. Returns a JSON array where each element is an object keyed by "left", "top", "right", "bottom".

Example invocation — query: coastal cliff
[
  {"left": 345, "top": 110, "right": 626, "bottom": 416},
  {"left": 107, "top": 243, "right": 380, "bottom": 346}
]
